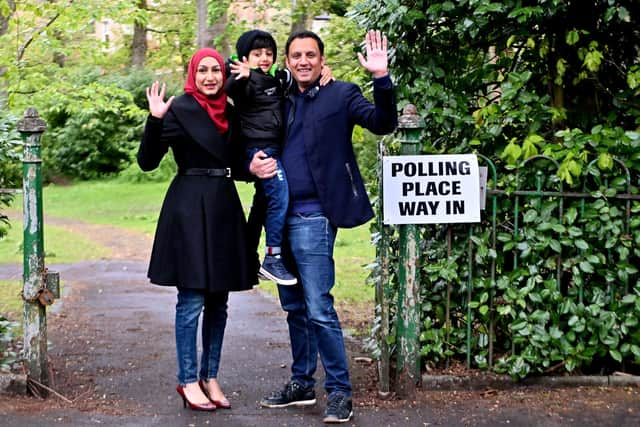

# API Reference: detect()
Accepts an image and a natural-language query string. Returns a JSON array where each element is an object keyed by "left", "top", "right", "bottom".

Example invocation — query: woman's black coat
[{"left": 137, "top": 94, "right": 254, "bottom": 292}]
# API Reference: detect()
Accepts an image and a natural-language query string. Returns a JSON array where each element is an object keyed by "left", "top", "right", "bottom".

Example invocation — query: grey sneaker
[
  {"left": 260, "top": 381, "right": 316, "bottom": 408},
  {"left": 260, "top": 255, "right": 297, "bottom": 285},
  {"left": 323, "top": 393, "right": 353, "bottom": 423}
]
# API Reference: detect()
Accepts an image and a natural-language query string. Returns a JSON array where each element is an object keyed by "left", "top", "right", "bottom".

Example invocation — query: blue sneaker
[{"left": 260, "top": 255, "right": 297, "bottom": 285}]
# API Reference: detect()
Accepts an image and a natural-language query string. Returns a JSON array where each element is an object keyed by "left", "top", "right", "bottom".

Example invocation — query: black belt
[{"left": 178, "top": 168, "right": 231, "bottom": 177}]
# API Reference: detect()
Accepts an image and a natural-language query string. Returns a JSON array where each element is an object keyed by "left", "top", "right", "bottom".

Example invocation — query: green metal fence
[{"left": 375, "top": 106, "right": 640, "bottom": 395}]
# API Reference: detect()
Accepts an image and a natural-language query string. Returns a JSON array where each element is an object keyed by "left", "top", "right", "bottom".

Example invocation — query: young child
[{"left": 225, "top": 30, "right": 296, "bottom": 285}]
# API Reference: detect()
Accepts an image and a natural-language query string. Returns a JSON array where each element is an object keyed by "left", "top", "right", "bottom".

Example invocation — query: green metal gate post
[
  {"left": 17, "top": 107, "right": 50, "bottom": 393},
  {"left": 395, "top": 105, "right": 424, "bottom": 397},
  {"left": 375, "top": 139, "right": 391, "bottom": 397}
]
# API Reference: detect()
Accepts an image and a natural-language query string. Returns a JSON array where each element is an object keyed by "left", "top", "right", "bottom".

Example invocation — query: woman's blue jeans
[
  {"left": 278, "top": 212, "right": 352, "bottom": 396},
  {"left": 175, "top": 288, "right": 228, "bottom": 385}
]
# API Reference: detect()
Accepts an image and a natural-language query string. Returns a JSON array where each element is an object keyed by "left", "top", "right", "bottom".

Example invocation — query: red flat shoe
[
  {"left": 199, "top": 380, "right": 231, "bottom": 409},
  {"left": 176, "top": 385, "right": 216, "bottom": 411}
]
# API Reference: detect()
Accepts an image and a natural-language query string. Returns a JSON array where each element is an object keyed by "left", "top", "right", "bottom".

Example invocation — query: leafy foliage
[
  {"left": 0, "top": 111, "right": 20, "bottom": 240},
  {"left": 0, "top": 1, "right": 376, "bottom": 184},
  {"left": 38, "top": 69, "right": 147, "bottom": 180},
  {"left": 0, "top": 315, "right": 18, "bottom": 372},
  {"left": 353, "top": 0, "right": 640, "bottom": 378},
  {"left": 117, "top": 148, "right": 177, "bottom": 183},
  {"left": 1, "top": 1, "right": 152, "bottom": 180}
]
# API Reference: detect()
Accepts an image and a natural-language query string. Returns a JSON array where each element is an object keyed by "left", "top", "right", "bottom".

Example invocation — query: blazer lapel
[{"left": 171, "top": 95, "right": 228, "bottom": 162}]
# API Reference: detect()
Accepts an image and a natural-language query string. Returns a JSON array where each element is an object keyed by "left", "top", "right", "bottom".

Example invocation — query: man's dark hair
[{"left": 285, "top": 30, "right": 324, "bottom": 56}]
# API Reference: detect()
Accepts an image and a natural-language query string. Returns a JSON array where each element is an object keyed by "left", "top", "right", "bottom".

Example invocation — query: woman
[{"left": 137, "top": 48, "right": 253, "bottom": 411}]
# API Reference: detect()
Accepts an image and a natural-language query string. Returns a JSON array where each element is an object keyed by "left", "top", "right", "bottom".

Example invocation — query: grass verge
[
  {"left": 0, "top": 280, "right": 21, "bottom": 320},
  {"left": 0, "top": 219, "right": 110, "bottom": 264},
  {"left": 0, "top": 179, "right": 375, "bottom": 329}
]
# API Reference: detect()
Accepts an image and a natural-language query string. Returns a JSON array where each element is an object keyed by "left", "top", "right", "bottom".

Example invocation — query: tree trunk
[
  {"left": 0, "top": 0, "right": 16, "bottom": 106},
  {"left": 52, "top": 30, "right": 67, "bottom": 67},
  {"left": 209, "top": 9, "right": 229, "bottom": 56},
  {"left": 547, "top": 35, "right": 565, "bottom": 126},
  {"left": 131, "top": 0, "right": 148, "bottom": 68},
  {"left": 196, "top": 0, "right": 208, "bottom": 48},
  {"left": 291, "top": 0, "right": 308, "bottom": 33},
  {"left": 0, "top": 0, "right": 14, "bottom": 36}
]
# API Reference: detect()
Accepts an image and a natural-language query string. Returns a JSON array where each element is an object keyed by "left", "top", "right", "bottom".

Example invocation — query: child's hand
[
  {"left": 146, "top": 81, "right": 174, "bottom": 119},
  {"left": 319, "top": 65, "right": 335, "bottom": 86},
  {"left": 229, "top": 57, "right": 251, "bottom": 80}
]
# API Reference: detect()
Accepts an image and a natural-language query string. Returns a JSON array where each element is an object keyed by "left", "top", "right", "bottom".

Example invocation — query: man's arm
[
  {"left": 248, "top": 150, "right": 277, "bottom": 179},
  {"left": 357, "top": 30, "right": 389, "bottom": 79},
  {"left": 347, "top": 30, "right": 397, "bottom": 134}
]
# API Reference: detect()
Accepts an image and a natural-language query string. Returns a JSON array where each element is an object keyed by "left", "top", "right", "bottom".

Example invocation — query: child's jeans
[{"left": 246, "top": 147, "right": 289, "bottom": 249}]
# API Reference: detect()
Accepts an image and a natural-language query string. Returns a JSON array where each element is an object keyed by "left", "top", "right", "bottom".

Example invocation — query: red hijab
[{"left": 184, "top": 48, "right": 228, "bottom": 134}]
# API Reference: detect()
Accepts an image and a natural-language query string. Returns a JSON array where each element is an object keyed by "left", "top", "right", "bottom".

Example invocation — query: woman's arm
[
  {"left": 137, "top": 116, "right": 170, "bottom": 171},
  {"left": 137, "top": 82, "right": 178, "bottom": 171},
  {"left": 147, "top": 81, "right": 174, "bottom": 119}
]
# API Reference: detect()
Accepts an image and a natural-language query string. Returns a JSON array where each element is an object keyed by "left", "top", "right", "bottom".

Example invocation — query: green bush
[
  {"left": 103, "top": 68, "right": 183, "bottom": 112},
  {"left": 39, "top": 68, "right": 148, "bottom": 180},
  {"left": 117, "top": 148, "right": 177, "bottom": 183},
  {"left": 0, "top": 112, "right": 22, "bottom": 240},
  {"left": 354, "top": 0, "right": 640, "bottom": 378}
]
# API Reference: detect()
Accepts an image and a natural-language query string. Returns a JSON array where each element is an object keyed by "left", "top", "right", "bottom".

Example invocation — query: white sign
[{"left": 382, "top": 154, "right": 481, "bottom": 225}]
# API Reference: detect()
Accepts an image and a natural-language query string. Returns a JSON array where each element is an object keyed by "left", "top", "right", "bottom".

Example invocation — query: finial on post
[
  {"left": 398, "top": 104, "right": 425, "bottom": 129},
  {"left": 17, "top": 107, "right": 47, "bottom": 133}
]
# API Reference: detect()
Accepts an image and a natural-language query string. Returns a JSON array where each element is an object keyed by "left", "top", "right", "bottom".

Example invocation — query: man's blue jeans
[
  {"left": 278, "top": 212, "right": 352, "bottom": 396},
  {"left": 175, "top": 288, "right": 228, "bottom": 385},
  {"left": 246, "top": 147, "right": 289, "bottom": 249}
]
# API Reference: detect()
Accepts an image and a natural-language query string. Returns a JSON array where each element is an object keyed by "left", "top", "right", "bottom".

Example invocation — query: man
[{"left": 250, "top": 29, "right": 397, "bottom": 424}]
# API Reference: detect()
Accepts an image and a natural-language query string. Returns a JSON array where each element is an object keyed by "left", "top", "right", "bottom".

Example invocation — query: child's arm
[
  {"left": 229, "top": 57, "right": 251, "bottom": 80},
  {"left": 224, "top": 58, "right": 252, "bottom": 100},
  {"left": 319, "top": 65, "right": 335, "bottom": 86},
  {"left": 276, "top": 65, "right": 333, "bottom": 90}
]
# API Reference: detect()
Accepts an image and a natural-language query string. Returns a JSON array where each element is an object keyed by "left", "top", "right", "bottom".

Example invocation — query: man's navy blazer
[{"left": 284, "top": 76, "right": 398, "bottom": 228}]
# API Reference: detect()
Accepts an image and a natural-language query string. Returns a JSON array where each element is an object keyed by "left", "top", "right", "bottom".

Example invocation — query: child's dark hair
[
  {"left": 236, "top": 30, "right": 278, "bottom": 61},
  {"left": 250, "top": 36, "right": 276, "bottom": 54}
]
